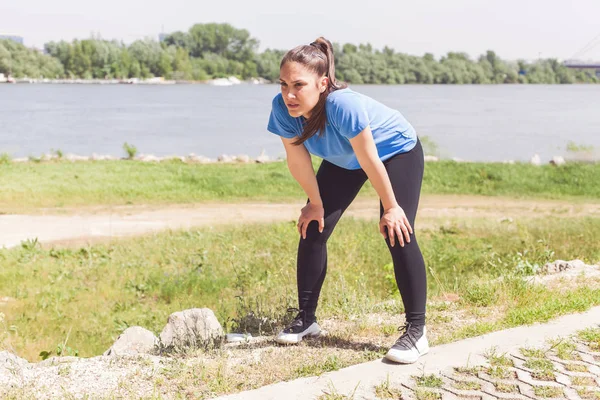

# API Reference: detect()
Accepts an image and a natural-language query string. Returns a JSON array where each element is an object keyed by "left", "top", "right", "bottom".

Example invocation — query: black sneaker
[
  {"left": 275, "top": 308, "right": 321, "bottom": 344},
  {"left": 385, "top": 322, "right": 429, "bottom": 363}
]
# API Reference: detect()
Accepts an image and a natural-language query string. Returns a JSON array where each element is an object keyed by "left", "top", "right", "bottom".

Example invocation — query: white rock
[
  {"left": 424, "top": 155, "right": 439, "bottom": 162},
  {"left": 256, "top": 150, "right": 270, "bottom": 164},
  {"left": 236, "top": 154, "right": 250, "bottom": 163},
  {"left": 530, "top": 154, "right": 541, "bottom": 166},
  {"left": 226, "top": 333, "right": 253, "bottom": 343},
  {"left": 550, "top": 156, "right": 566, "bottom": 166},
  {"left": 12, "top": 157, "right": 28, "bottom": 163},
  {"left": 65, "top": 153, "right": 89, "bottom": 162},
  {"left": 103, "top": 326, "right": 158, "bottom": 356},
  {"left": 218, "top": 154, "right": 234, "bottom": 163},
  {"left": 0, "top": 350, "right": 28, "bottom": 369},
  {"left": 139, "top": 154, "right": 162, "bottom": 162},
  {"left": 159, "top": 308, "right": 223, "bottom": 351},
  {"left": 542, "top": 259, "right": 586, "bottom": 274}
]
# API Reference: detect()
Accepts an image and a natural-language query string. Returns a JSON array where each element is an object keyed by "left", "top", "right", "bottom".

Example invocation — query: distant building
[
  {"left": 0, "top": 35, "right": 24, "bottom": 45},
  {"left": 158, "top": 33, "right": 169, "bottom": 42}
]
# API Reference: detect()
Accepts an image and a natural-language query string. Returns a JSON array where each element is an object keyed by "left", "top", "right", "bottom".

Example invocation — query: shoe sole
[
  {"left": 384, "top": 347, "right": 429, "bottom": 364},
  {"left": 275, "top": 323, "right": 321, "bottom": 344}
]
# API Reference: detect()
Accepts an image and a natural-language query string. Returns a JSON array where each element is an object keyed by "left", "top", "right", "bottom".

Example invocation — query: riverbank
[
  {"left": 1, "top": 158, "right": 599, "bottom": 214},
  {"left": 0, "top": 75, "right": 270, "bottom": 85}
]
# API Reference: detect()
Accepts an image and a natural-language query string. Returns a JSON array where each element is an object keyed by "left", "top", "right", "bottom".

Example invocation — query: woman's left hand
[{"left": 379, "top": 206, "right": 413, "bottom": 247}]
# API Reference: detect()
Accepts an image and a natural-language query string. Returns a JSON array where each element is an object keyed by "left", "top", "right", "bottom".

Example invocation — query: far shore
[{"left": 0, "top": 75, "right": 270, "bottom": 86}]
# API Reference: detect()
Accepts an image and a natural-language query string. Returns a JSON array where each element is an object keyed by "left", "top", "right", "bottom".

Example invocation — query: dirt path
[{"left": 1, "top": 195, "right": 598, "bottom": 249}]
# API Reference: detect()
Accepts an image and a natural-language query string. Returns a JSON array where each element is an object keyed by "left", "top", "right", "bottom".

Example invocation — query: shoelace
[
  {"left": 394, "top": 322, "right": 419, "bottom": 350},
  {"left": 285, "top": 307, "right": 305, "bottom": 329}
]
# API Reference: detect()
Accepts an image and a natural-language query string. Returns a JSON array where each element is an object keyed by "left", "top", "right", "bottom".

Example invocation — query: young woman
[{"left": 267, "top": 37, "right": 428, "bottom": 364}]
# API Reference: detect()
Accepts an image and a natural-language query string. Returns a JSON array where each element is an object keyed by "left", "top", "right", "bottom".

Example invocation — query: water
[{"left": 1, "top": 84, "right": 599, "bottom": 162}]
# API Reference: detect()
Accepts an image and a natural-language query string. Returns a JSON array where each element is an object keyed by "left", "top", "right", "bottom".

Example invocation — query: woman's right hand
[{"left": 298, "top": 202, "right": 325, "bottom": 239}]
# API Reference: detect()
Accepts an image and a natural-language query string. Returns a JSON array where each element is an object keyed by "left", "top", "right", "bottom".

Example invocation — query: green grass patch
[
  {"left": 487, "top": 366, "right": 514, "bottom": 380},
  {"left": 374, "top": 375, "right": 404, "bottom": 399},
  {"left": 415, "top": 389, "right": 441, "bottom": 400},
  {"left": 572, "top": 376, "right": 598, "bottom": 387},
  {"left": 453, "top": 380, "right": 481, "bottom": 390},
  {"left": 1, "top": 215, "right": 599, "bottom": 361},
  {"left": 578, "top": 327, "right": 600, "bottom": 350},
  {"left": 1, "top": 160, "right": 599, "bottom": 211},
  {"left": 414, "top": 374, "right": 443, "bottom": 388},
  {"left": 566, "top": 363, "right": 588, "bottom": 372},
  {"left": 533, "top": 385, "right": 563, "bottom": 398},
  {"left": 484, "top": 346, "right": 514, "bottom": 367},
  {"left": 578, "top": 388, "right": 600, "bottom": 400},
  {"left": 495, "top": 382, "right": 518, "bottom": 393},
  {"left": 521, "top": 347, "right": 546, "bottom": 358}
]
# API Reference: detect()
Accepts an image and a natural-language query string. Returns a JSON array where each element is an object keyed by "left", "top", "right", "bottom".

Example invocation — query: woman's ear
[{"left": 320, "top": 77, "right": 329, "bottom": 93}]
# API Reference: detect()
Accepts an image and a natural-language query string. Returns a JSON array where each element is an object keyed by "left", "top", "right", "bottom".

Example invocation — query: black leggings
[{"left": 297, "top": 139, "right": 427, "bottom": 325}]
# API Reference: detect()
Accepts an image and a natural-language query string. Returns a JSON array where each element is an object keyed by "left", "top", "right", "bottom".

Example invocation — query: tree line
[{"left": 0, "top": 23, "right": 597, "bottom": 84}]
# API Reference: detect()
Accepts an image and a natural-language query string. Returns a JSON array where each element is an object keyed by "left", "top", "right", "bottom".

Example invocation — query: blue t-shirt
[{"left": 267, "top": 88, "right": 417, "bottom": 170}]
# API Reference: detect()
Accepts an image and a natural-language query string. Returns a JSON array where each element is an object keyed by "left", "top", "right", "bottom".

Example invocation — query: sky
[{"left": 1, "top": 0, "right": 599, "bottom": 61}]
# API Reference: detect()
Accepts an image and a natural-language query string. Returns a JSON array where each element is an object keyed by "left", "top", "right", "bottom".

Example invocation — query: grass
[
  {"left": 413, "top": 373, "right": 443, "bottom": 388},
  {"left": 578, "top": 327, "right": 600, "bottom": 350},
  {"left": 484, "top": 346, "right": 514, "bottom": 367},
  {"left": 487, "top": 366, "right": 514, "bottom": 380},
  {"left": 374, "top": 375, "right": 403, "bottom": 399},
  {"left": 572, "top": 376, "right": 597, "bottom": 386},
  {"left": 495, "top": 382, "right": 518, "bottom": 393},
  {"left": 549, "top": 338, "right": 580, "bottom": 360},
  {"left": 579, "top": 388, "right": 600, "bottom": 400},
  {"left": 453, "top": 380, "right": 481, "bottom": 390},
  {"left": 566, "top": 363, "right": 588, "bottom": 372},
  {"left": 415, "top": 389, "right": 441, "bottom": 400},
  {"left": 0, "top": 215, "right": 598, "bottom": 361},
  {"left": 1, "top": 212, "right": 600, "bottom": 398},
  {"left": 533, "top": 385, "right": 564, "bottom": 398},
  {"left": 0, "top": 159, "right": 599, "bottom": 212}
]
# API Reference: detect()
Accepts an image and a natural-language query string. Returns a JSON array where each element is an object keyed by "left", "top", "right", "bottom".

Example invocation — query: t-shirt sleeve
[
  {"left": 327, "top": 92, "right": 369, "bottom": 139},
  {"left": 267, "top": 95, "right": 297, "bottom": 139}
]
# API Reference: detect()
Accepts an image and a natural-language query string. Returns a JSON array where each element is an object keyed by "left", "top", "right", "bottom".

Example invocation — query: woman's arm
[
  {"left": 349, "top": 126, "right": 413, "bottom": 246},
  {"left": 281, "top": 137, "right": 322, "bottom": 206},
  {"left": 281, "top": 137, "right": 325, "bottom": 237}
]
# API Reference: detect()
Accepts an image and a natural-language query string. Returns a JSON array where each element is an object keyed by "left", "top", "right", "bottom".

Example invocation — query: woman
[{"left": 267, "top": 37, "right": 428, "bottom": 364}]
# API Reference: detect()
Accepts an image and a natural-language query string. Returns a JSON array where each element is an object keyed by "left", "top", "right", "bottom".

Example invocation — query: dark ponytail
[{"left": 280, "top": 37, "right": 347, "bottom": 145}]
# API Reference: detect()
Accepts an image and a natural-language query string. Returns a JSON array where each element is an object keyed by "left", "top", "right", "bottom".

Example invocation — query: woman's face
[{"left": 279, "top": 62, "right": 328, "bottom": 119}]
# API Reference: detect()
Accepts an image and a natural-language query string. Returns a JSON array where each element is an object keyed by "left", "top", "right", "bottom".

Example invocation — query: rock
[
  {"left": 218, "top": 154, "right": 234, "bottom": 163},
  {"left": 37, "top": 356, "right": 80, "bottom": 367},
  {"left": 542, "top": 259, "right": 586, "bottom": 275},
  {"left": 530, "top": 154, "right": 541, "bottom": 166},
  {"left": 90, "top": 153, "right": 112, "bottom": 161},
  {"left": 255, "top": 150, "right": 270, "bottom": 164},
  {"left": 424, "top": 155, "right": 438, "bottom": 162},
  {"left": 236, "top": 154, "right": 250, "bottom": 163},
  {"left": 104, "top": 326, "right": 158, "bottom": 356},
  {"left": 187, "top": 154, "right": 213, "bottom": 164},
  {"left": 12, "top": 157, "right": 28, "bottom": 163},
  {"left": 0, "top": 350, "right": 28, "bottom": 369},
  {"left": 159, "top": 308, "right": 223, "bottom": 351},
  {"left": 550, "top": 156, "right": 566, "bottom": 166},
  {"left": 138, "top": 154, "right": 162, "bottom": 162},
  {"left": 65, "top": 153, "right": 89, "bottom": 162}
]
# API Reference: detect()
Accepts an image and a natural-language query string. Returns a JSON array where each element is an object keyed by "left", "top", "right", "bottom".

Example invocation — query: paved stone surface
[{"left": 216, "top": 306, "right": 600, "bottom": 400}]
